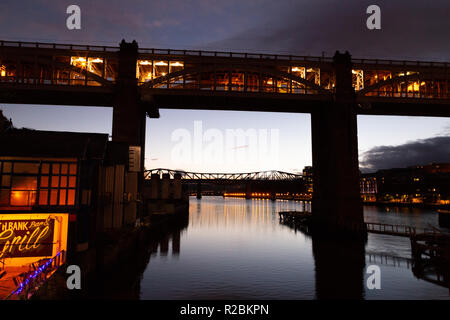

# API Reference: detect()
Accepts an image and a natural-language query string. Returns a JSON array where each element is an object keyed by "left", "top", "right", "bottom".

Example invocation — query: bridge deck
[{"left": 0, "top": 40, "right": 449, "bottom": 116}]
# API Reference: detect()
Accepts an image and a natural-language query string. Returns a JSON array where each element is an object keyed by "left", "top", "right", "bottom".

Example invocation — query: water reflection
[
  {"left": 78, "top": 214, "right": 189, "bottom": 299},
  {"left": 137, "top": 197, "right": 448, "bottom": 299},
  {"left": 52, "top": 197, "right": 449, "bottom": 299},
  {"left": 312, "top": 235, "right": 366, "bottom": 299}
]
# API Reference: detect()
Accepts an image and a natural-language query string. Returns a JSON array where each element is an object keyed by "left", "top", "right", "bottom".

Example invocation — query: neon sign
[
  {"left": 0, "top": 218, "right": 55, "bottom": 258},
  {"left": 0, "top": 213, "right": 68, "bottom": 267}
]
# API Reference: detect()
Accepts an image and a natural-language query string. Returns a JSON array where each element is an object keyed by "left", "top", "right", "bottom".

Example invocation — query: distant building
[
  {"left": 305, "top": 164, "right": 450, "bottom": 205},
  {"left": 361, "top": 163, "right": 450, "bottom": 205},
  {"left": 302, "top": 166, "right": 313, "bottom": 193}
]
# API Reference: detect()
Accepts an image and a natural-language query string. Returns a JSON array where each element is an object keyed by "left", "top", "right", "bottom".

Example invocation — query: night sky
[{"left": 1, "top": 0, "right": 449, "bottom": 173}]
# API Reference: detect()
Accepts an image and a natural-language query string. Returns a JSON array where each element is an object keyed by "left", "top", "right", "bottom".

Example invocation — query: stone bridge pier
[{"left": 311, "top": 51, "right": 364, "bottom": 234}]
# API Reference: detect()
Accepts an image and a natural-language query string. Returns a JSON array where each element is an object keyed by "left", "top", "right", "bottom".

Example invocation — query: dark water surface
[{"left": 134, "top": 197, "right": 449, "bottom": 300}]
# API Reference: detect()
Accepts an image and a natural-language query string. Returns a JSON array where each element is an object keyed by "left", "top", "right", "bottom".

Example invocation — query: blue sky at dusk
[{"left": 1, "top": 0, "right": 449, "bottom": 173}]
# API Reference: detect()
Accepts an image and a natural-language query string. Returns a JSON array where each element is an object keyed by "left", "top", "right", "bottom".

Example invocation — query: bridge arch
[
  {"left": 4, "top": 55, "right": 113, "bottom": 86},
  {"left": 141, "top": 64, "right": 331, "bottom": 94},
  {"left": 357, "top": 72, "right": 450, "bottom": 97}
]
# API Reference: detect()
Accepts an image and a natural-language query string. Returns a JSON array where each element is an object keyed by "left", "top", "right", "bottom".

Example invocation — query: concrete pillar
[
  {"left": 161, "top": 173, "right": 170, "bottom": 199},
  {"left": 196, "top": 182, "right": 202, "bottom": 199},
  {"left": 245, "top": 182, "right": 252, "bottom": 199},
  {"left": 150, "top": 174, "right": 160, "bottom": 199},
  {"left": 112, "top": 40, "right": 145, "bottom": 152},
  {"left": 311, "top": 51, "right": 364, "bottom": 232},
  {"left": 173, "top": 173, "right": 182, "bottom": 199},
  {"left": 112, "top": 40, "right": 146, "bottom": 220},
  {"left": 124, "top": 171, "right": 138, "bottom": 225}
]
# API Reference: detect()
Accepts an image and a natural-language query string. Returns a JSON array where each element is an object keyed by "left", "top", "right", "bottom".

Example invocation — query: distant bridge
[{"left": 144, "top": 168, "right": 303, "bottom": 182}]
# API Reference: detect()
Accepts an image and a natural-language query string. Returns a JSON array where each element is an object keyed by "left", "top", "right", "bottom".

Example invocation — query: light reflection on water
[{"left": 139, "top": 197, "right": 449, "bottom": 300}]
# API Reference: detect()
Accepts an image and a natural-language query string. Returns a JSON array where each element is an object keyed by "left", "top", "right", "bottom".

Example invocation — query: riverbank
[
  {"left": 31, "top": 210, "right": 189, "bottom": 300},
  {"left": 364, "top": 201, "right": 450, "bottom": 210}
]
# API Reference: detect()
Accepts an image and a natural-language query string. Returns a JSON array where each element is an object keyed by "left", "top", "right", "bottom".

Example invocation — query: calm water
[{"left": 135, "top": 197, "right": 449, "bottom": 300}]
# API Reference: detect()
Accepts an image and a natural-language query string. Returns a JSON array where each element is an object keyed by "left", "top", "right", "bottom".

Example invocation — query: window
[
  {"left": 38, "top": 162, "right": 77, "bottom": 206},
  {"left": 0, "top": 160, "right": 77, "bottom": 207}
]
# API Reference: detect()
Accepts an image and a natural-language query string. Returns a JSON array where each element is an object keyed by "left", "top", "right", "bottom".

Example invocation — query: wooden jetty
[
  {"left": 411, "top": 232, "right": 450, "bottom": 262},
  {"left": 279, "top": 211, "right": 312, "bottom": 224},
  {"left": 410, "top": 232, "right": 450, "bottom": 289},
  {"left": 279, "top": 211, "right": 438, "bottom": 238},
  {"left": 364, "top": 222, "right": 436, "bottom": 238},
  {"left": 279, "top": 210, "right": 450, "bottom": 289}
]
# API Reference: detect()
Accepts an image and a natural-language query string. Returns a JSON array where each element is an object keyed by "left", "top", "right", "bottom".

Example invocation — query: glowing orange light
[{"left": 0, "top": 213, "right": 68, "bottom": 267}]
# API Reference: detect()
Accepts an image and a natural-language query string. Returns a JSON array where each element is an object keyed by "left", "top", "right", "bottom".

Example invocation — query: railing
[
  {"left": 366, "top": 252, "right": 412, "bottom": 269},
  {"left": 362, "top": 90, "right": 450, "bottom": 99},
  {"left": 353, "top": 58, "right": 449, "bottom": 68},
  {"left": 138, "top": 46, "right": 334, "bottom": 63},
  {"left": 365, "top": 222, "right": 438, "bottom": 237},
  {"left": 0, "top": 40, "right": 118, "bottom": 52},
  {"left": 2, "top": 40, "right": 449, "bottom": 68},
  {"left": 366, "top": 222, "right": 416, "bottom": 236}
]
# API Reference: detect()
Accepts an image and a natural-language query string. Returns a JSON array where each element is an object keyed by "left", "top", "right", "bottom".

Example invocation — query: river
[{"left": 128, "top": 196, "right": 449, "bottom": 300}]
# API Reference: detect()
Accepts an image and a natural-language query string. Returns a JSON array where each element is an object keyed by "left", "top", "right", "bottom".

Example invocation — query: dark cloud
[
  {"left": 210, "top": 0, "right": 450, "bottom": 61},
  {"left": 360, "top": 136, "right": 450, "bottom": 172},
  {"left": 0, "top": 0, "right": 283, "bottom": 48},
  {"left": 1, "top": 0, "right": 449, "bottom": 61}
]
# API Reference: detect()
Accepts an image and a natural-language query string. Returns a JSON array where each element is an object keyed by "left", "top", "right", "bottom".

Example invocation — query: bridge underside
[
  {"left": 2, "top": 85, "right": 449, "bottom": 118},
  {"left": 0, "top": 84, "right": 114, "bottom": 107}
]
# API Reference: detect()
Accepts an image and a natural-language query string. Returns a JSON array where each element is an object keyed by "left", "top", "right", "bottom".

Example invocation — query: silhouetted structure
[
  {"left": 0, "top": 130, "right": 140, "bottom": 255},
  {"left": 361, "top": 163, "right": 450, "bottom": 205},
  {"left": 0, "top": 109, "right": 12, "bottom": 132},
  {"left": 1, "top": 39, "right": 449, "bottom": 233}
]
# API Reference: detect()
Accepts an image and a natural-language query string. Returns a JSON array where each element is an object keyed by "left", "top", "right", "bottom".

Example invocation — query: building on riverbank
[
  {"left": 360, "top": 163, "right": 450, "bottom": 206},
  {"left": 0, "top": 129, "right": 142, "bottom": 298}
]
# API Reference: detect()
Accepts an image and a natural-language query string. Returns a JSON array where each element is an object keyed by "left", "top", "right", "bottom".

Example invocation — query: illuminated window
[
  {"left": 0, "top": 160, "right": 77, "bottom": 207},
  {"left": 38, "top": 162, "right": 77, "bottom": 206},
  {"left": 11, "top": 176, "right": 37, "bottom": 206}
]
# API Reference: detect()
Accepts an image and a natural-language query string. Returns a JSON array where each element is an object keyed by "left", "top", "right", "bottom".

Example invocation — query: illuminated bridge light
[{"left": 1, "top": 40, "right": 449, "bottom": 100}]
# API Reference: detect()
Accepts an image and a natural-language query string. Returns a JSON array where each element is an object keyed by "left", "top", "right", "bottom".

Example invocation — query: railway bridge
[
  {"left": 145, "top": 168, "right": 304, "bottom": 199},
  {"left": 1, "top": 39, "right": 449, "bottom": 231}
]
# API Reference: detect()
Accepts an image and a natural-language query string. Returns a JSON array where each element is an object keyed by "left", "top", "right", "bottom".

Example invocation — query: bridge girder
[{"left": 144, "top": 168, "right": 303, "bottom": 182}]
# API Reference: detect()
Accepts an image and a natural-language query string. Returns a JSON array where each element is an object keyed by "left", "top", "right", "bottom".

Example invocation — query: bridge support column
[
  {"left": 112, "top": 40, "right": 146, "bottom": 221},
  {"left": 245, "top": 182, "right": 252, "bottom": 199},
  {"left": 270, "top": 192, "right": 276, "bottom": 201},
  {"left": 196, "top": 182, "right": 202, "bottom": 199},
  {"left": 311, "top": 51, "right": 364, "bottom": 233}
]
